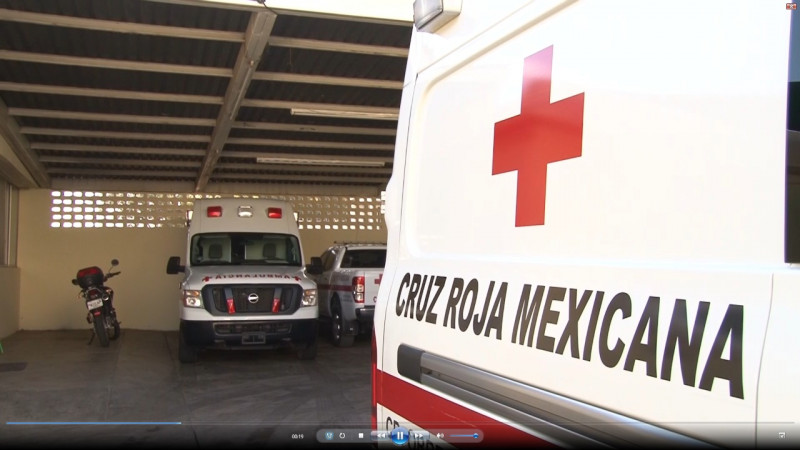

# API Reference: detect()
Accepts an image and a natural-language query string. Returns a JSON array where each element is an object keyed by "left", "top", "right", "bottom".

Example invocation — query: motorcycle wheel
[
  {"left": 107, "top": 314, "right": 121, "bottom": 341},
  {"left": 93, "top": 315, "right": 110, "bottom": 347}
]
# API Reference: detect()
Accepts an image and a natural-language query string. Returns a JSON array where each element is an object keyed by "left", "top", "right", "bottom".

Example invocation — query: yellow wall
[
  {"left": 16, "top": 189, "right": 386, "bottom": 331},
  {"left": 0, "top": 266, "right": 20, "bottom": 339}
]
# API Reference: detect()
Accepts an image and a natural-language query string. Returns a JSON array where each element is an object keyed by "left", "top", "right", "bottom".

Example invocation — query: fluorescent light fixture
[
  {"left": 256, "top": 157, "right": 386, "bottom": 167},
  {"left": 291, "top": 108, "right": 399, "bottom": 121}
]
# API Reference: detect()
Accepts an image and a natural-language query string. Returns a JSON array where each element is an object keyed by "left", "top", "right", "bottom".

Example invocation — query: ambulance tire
[
  {"left": 331, "top": 298, "right": 354, "bottom": 348},
  {"left": 296, "top": 339, "right": 317, "bottom": 360},
  {"left": 178, "top": 326, "right": 199, "bottom": 363}
]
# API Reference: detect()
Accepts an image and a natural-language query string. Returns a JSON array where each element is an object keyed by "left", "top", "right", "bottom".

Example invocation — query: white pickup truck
[{"left": 307, "top": 243, "right": 386, "bottom": 347}]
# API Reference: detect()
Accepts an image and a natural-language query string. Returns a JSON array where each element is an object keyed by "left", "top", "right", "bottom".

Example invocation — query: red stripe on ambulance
[{"left": 376, "top": 370, "right": 552, "bottom": 448}]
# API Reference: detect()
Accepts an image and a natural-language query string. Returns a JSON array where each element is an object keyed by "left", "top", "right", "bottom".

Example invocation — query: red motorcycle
[{"left": 72, "top": 259, "right": 122, "bottom": 347}]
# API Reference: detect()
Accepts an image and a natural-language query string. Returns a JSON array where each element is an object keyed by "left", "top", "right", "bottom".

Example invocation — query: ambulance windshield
[{"left": 190, "top": 232, "right": 302, "bottom": 266}]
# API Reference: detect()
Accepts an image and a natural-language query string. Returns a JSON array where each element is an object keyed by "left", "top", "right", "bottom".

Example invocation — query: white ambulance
[
  {"left": 373, "top": 0, "right": 800, "bottom": 447},
  {"left": 166, "top": 198, "right": 318, "bottom": 362}
]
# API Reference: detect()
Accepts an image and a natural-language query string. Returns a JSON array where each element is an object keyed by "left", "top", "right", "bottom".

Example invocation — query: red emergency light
[
  {"left": 267, "top": 207, "right": 282, "bottom": 219},
  {"left": 207, "top": 206, "right": 223, "bottom": 217}
]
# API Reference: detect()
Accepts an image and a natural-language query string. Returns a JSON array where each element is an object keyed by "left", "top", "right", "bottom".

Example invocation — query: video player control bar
[{"left": 316, "top": 428, "right": 483, "bottom": 445}]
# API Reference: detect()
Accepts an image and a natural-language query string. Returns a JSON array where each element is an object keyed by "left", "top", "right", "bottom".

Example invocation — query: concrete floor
[{"left": 0, "top": 329, "right": 373, "bottom": 449}]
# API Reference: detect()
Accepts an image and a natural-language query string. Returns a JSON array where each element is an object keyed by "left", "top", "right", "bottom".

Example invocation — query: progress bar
[{"left": 7, "top": 422, "right": 182, "bottom": 425}]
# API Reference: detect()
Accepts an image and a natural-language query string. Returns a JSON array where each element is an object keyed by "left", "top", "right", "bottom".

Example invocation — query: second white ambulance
[{"left": 167, "top": 198, "right": 318, "bottom": 363}]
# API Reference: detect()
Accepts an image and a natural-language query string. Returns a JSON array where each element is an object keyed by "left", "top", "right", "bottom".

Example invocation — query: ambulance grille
[{"left": 202, "top": 284, "right": 302, "bottom": 315}]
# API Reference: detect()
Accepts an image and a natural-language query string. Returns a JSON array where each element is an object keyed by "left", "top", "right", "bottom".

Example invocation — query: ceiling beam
[
  {"left": 9, "top": 104, "right": 396, "bottom": 126},
  {"left": 0, "top": 50, "right": 232, "bottom": 77},
  {"left": 145, "top": 0, "right": 412, "bottom": 26},
  {"left": 0, "top": 98, "right": 49, "bottom": 188},
  {"left": 47, "top": 167, "right": 387, "bottom": 183},
  {"left": 210, "top": 172, "right": 388, "bottom": 182},
  {"left": 217, "top": 162, "right": 392, "bottom": 174},
  {"left": 20, "top": 127, "right": 210, "bottom": 143},
  {"left": 225, "top": 137, "right": 394, "bottom": 150},
  {"left": 0, "top": 81, "right": 223, "bottom": 105},
  {"left": 269, "top": 36, "right": 408, "bottom": 57},
  {"left": 39, "top": 155, "right": 390, "bottom": 173},
  {"left": 239, "top": 99, "right": 398, "bottom": 115},
  {"left": 47, "top": 167, "right": 197, "bottom": 179},
  {"left": 30, "top": 143, "right": 207, "bottom": 157},
  {"left": 0, "top": 7, "right": 245, "bottom": 42},
  {"left": 43, "top": 157, "right": 391, "bottom": 174},
  {"left": 195, "top": 10, "right": 276, "bottom": 192},
  {"left": 9, "top": 108, "right": 216, "bottom": 127},
  {"left": 0, "top": 78, "right": 398, "bottom": 105},
  {"left": 232, "top": 121, "right": 396, "bottom": 136},
  {"left": 40, "top": 155, "right": 202, "bottom": 168},
  {"left": 222, "top": 150, "right": 392, "bottom": 163},
  {"left": 47, "top": 168, "right": 197, "bottom": 178},
  {"left": 251, "top": 72, "right": 402, "bottom": 89}
]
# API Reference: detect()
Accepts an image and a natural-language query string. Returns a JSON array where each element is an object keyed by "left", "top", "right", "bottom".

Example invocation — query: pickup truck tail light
[{"left": 353, "top": 276, "right": 365, "bottom": 303}]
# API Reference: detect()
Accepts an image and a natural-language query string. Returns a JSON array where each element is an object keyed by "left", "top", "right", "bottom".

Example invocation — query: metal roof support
[
  {"left": 223, "top": 138, "right": 394, "bottom": 151},
  {"left": 217, "top": 162, "right": 392, "bottom": 174},
  {"left": 0, "top": 50, "right": 233, "bottom": 77},
  {"left": 47, "top": 168, "right": 197, "bottom": 178},
  {"left": 48, "top": 168, "right": 386, "bottom": 184},
  {"left": 0, "top": 99, "right": 49, "bottom": 188},
  {"left": 21, "top": 128, "right": 210, "bottom": 143},
  {"left": 215, "top": 150, "right": 392, "bottom": 164},
  {"left": 195, "top": 10, "right": 277, "bottom": 192},
  {"left": 0, "top": 8, "right": 245, "bottom": 42},
  {"left": 232, "top": 121, "right": 396, "bottom": 136},
  {"left": 30, "top": 143, "right": 207, "bottom": 157},
  {"left": 0, "top": 82, "right": 223, "bottom": 105},
  {"left": 251, "top": 72, "right": 402, "bottom": 89},
  {"left": 39, "top": 156, "right": 203, "bottom": 169},
  {"left": 269, "top": 37, "right": 408, "bottom": 58},
  {"left": 9, "top": 108, "right": 217, "bottom": 127}
]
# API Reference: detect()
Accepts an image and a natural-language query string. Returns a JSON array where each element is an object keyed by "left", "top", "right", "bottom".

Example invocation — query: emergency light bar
[
  {"left": 267, "top": 207, "right": 282, "bottom": 219},
  {"left": 207, "top": 206, "right": 222, "bottom": 217}
]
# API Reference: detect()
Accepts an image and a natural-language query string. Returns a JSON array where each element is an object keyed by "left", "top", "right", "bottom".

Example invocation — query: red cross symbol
[
  {"left": 493, "top": 46, "right": 585, "bottom": 227},
  {"left": 375, "top": 273, "right": 383, "bottom": 285}
]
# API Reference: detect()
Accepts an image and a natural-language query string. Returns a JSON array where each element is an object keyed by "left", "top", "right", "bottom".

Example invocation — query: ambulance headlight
[
  {"left": 302, "top": 289, "right": 317, "bottom": 307},
  {"left": 183, "top": 290, "right": 203, "bottom": 308}
]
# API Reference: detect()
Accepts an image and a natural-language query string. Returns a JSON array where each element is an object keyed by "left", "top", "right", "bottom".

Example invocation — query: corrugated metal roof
[{"left": 0, "top": 0, "right": 411, "bottom": 194}]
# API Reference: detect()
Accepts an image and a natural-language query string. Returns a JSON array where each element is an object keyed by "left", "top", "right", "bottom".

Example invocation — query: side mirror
[
  {"left": 71, "top": 278, "right": 78, "bottom": 286},
  {"left": 111, "top": 259, "right": 119, "bottom": 266},
  {"left": 305, "top": 256, "right": 323, "bottom": 276},
  {"left": 166, "top": 256, "right": 185, "bottom": 275}
]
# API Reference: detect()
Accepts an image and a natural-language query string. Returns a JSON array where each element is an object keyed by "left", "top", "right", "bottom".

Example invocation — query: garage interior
[{"left": 0, "top": 0, "right": 412, "bottom": 336}]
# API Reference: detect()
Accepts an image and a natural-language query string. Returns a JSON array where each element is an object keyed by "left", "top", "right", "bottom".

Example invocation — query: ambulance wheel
[
  {"left": 331, "top": 298, "right": 354, "bottom": 348},
  {"left": 178, "top": 327, "right": 198, "bottom": 363},
  {"left": 296, "top": 339, "right": 317, "bottom": 360}
]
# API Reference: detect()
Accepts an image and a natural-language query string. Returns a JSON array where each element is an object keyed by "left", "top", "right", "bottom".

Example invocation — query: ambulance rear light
[
  {"left": 353, "top": 276, "right": 365, "bottom": 303},
  {"left": 206, "top": 206, "right": 222, "bottom": 218},
  {"left": 267, "top": 207, "right": 282, "bottom": 219}
]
